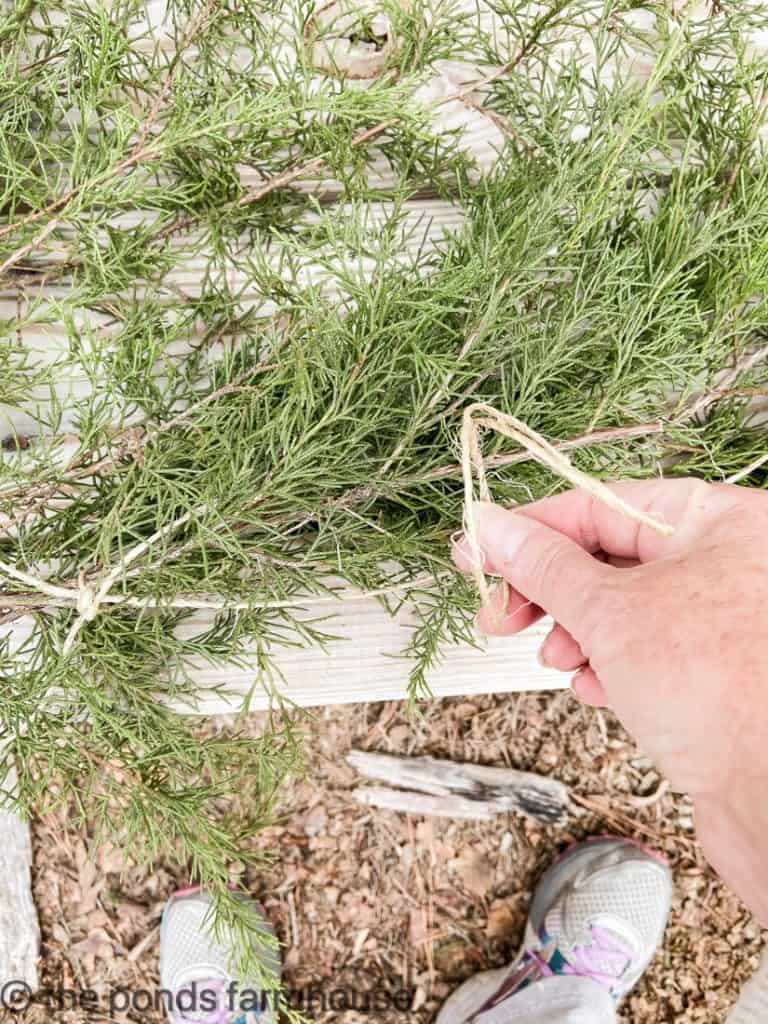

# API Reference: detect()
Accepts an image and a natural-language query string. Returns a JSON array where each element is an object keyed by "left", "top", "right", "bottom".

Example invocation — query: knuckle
[
  {"left": 523, "top": 535, "right": 566, "bottom": 585},
  {"left": 577, "top": 568, "right": 628, "bottom": 647},
  {"left": 675, "top": 477, "right": 714, "bottom": 520}
]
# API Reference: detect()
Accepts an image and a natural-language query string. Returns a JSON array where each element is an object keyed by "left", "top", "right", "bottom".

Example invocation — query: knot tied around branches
[{"left": 75, "top": 573, "right": 100, "bottom": 622}]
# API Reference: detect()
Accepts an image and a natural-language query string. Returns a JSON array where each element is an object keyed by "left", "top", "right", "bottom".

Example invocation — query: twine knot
[{"left": 76, "top": 573, "right": 100, "bottom": 622}]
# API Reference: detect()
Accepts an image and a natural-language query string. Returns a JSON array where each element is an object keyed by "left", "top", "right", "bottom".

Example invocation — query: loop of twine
[{"left": 460, "top": 403, "right": 674, "bottom": 616}]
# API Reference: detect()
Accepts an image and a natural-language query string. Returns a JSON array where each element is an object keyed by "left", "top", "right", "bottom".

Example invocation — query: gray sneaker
[
  {"left": 159, "top": 885, "right": 280, "bottom": 1023},
  {"left": 437, "top": 837, "right": 672, "bottom": 1023}
]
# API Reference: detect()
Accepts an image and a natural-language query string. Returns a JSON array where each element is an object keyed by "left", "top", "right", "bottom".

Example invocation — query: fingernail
[{"left": 538, "top": 624, "right": 556, "bottom": 666}]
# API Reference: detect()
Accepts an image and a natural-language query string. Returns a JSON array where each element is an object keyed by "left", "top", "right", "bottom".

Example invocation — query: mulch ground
[{"left": 27, "top": 691, "right": 766, "bottom": 1022}]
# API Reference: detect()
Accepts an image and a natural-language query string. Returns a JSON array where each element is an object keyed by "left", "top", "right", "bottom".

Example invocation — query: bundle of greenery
[{"left": 1, "top": 0, "right": 767, "bottom": 980}]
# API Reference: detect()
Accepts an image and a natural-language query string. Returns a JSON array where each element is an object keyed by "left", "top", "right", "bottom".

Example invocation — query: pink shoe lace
[
  {"left": 173, "top": 977, "right": 229, "bottom": 1024},
  {"left": 525, "top": 924, "right": 635, "bottom": 993}
]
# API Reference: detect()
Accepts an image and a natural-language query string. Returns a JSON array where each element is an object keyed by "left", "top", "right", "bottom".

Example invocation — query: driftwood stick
[
  {"left": 354, "top": 786, "right": 502, "bottom": 821},
  {"left": 347, "top": 750, "right": 572, "bottom": 826}
]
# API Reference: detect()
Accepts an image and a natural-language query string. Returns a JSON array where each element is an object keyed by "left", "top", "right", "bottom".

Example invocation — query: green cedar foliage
[{"left": 1, "top": 0, "right": 767, "bottom": 985}]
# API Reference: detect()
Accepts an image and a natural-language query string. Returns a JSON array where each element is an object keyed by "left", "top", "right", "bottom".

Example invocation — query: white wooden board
[
  {"left": 170, "top": 606, "right": 567, "bottom": 714},
  {"left": 0, "top": 769, "right": 40, "bottom": 992},
  {"left": 0, "top": 605, "right": 566, "bottom": 714}
]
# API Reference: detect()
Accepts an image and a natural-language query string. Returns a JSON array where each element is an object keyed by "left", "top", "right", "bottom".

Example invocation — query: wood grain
[
  {"left": 0, "top": 767, "right": 40, "bottom": 992},
  {"left": 167, "top": 604, "right": 567, "bottom": 713},
  {"left": 0, "top": 604, "right": 567, "bottom": 713},
  {"left": 347, "top": 749, "right": 572, "bottom": 824}
]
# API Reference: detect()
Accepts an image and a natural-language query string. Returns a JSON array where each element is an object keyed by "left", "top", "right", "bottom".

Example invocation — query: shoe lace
[
  {"left": 525, "top": 924, "right": 634, "bottom": 992},
  {"left": 172, "top": 977, "right": 229, "bottom": 1024}
]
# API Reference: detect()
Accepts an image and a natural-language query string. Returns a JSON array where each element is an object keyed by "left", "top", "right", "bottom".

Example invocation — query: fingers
[
  {"left": 475, "top": 583, "right": 544, "bottom": 635},
  {"left": 605, "top": 555, "right": 640, "bottom": 569},
  {"left": 453, "top": 538, "right": 544, "bottom": 635},
  {"left": 540, "top": 623, "right": 586, "bottom": 671},
  {"left": 452, "top": 479, "right": 754, "bottom": 653},
  {"left": 571, "top": 665, "right": 607, "bottom": 706},
  {"left": 465, "top": 501, "right": 612, "bottom": 640},
  {"left": 541, "top": 625, "right": 606, "bottom": 707},
  {"left": 453, "top": 531, "right": 501, "bottom": 576},
  {"left": 511, "top": 478, "right": 742, "bottom": 563}
]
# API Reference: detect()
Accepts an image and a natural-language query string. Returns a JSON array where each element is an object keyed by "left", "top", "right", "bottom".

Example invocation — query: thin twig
[
  {"left": 680, "top": 342, "right": 768, "bottom": 421},
  {"left": 377, "top": 277, "right": 512, "bottom": 478},
  {"left": 0, "top": 218, "right": 60, "bottom": 278},
  {"left": 0, "top": 572, "right": 438, "bottom": 615},
  {"left": 419, "top": 368, "right": 499, "bottom": 433},
  {"left": 411, "top": 420, "right": 666, "bottom": 485},
  {"left": 699, "top": 387, "right": 768, "bottom": 403},
  {"left": 154, "top": 136, "right": 387, "bottom": 243},
  {"left": 719, "top": 80, "right": 768, "bottom": 212},
  {"left": 127, "top": 925, "right": 159, "bottom": 963},
  {"left": 0, "top": 558, "right": 73, "bottom": 602},
  {"left": 725, "top": 451, "right": 768, "bottom": 484},
  {"left": 571, "top": 792, "right": 665, "bottom": 843},
  {"left": 459, "top": 94, "right": 536, "bottom": 156}
]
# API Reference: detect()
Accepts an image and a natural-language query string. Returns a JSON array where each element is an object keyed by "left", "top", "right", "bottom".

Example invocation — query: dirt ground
[{"left": 28, "top": 691, "right": 766, "bottom": 1023}]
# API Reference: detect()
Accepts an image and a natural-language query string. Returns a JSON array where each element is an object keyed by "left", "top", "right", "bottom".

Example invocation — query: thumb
[{"left": 474, "top": 501, "right": 611, "bottom": 641}]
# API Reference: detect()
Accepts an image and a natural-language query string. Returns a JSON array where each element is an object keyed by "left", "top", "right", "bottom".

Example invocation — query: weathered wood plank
[
  {"left": 1, "top": 607, "right": 567, "bottom": 713},
  {"left": 353, "top": 786, "right": 504, "bottom": 820},
  {"left": 168, "top": 605, "right": 567, "bottom": 713},
  {"left": 0, "top": 769, "right": 40, "bottom": 993}
]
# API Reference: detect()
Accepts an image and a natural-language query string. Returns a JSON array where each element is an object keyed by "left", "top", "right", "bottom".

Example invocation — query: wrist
[{"left": 694, "top": 785, "right": 768, "bottom": 925}]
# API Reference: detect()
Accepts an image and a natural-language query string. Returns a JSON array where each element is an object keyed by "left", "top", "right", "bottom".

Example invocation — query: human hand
[{"left": 453, "top": 478, "right": 768, "bottom": 924}]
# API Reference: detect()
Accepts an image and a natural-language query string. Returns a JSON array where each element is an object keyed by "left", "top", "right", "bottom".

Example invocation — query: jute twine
[{"left": 460, "top": 403, "right": 674, "bottom": 616}]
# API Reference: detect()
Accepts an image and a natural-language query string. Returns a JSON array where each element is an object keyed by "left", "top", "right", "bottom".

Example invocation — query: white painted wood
[
  {"left": 165, "top": 605, "right": 567, "bottom": 714},
  {"left": 1, "top": 198, "right": 467, "bottom": 444},
  {"left": 0, "top": 605, "right": 568, "bottom": 712},
  {"left": 0, "top": 769, "right": 40, "bottom": 992}
]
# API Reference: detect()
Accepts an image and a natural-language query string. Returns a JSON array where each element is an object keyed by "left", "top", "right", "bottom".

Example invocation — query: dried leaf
[
  {"left": 449, "top": 852, "right": 494, "bottom": 898},
  {"left": 486, "top": 901, "right": 516, "bottom": 939}
]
